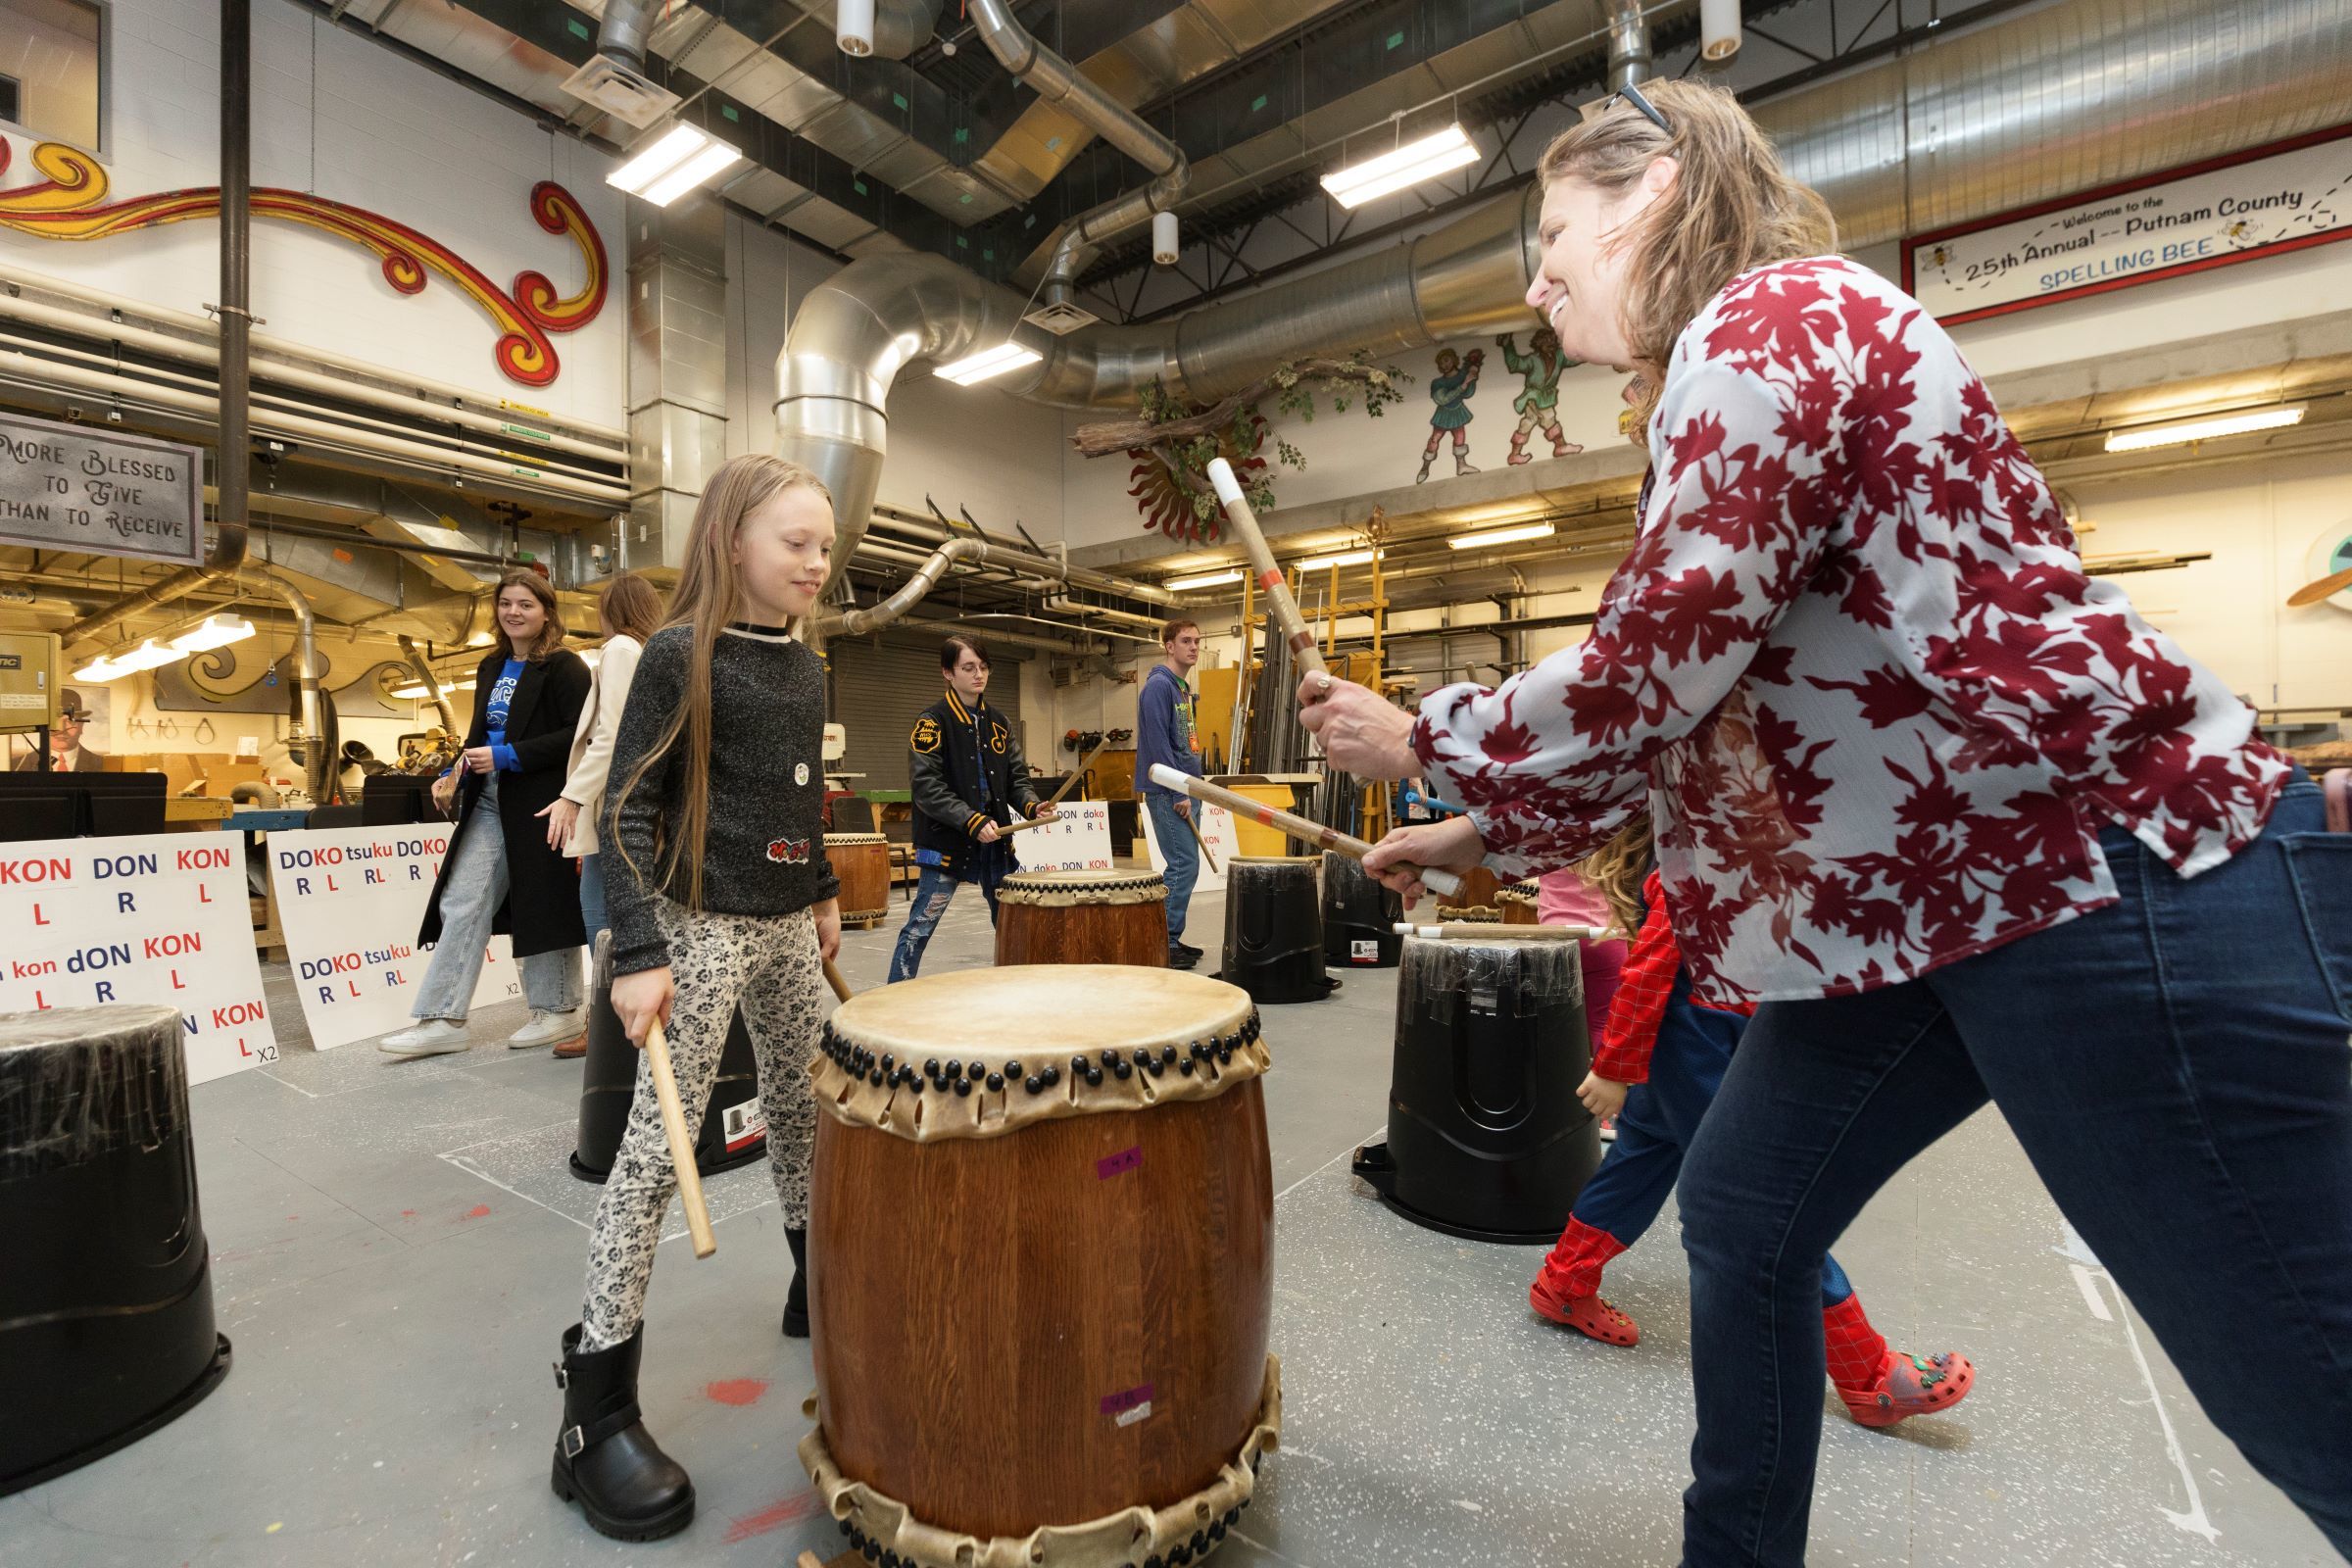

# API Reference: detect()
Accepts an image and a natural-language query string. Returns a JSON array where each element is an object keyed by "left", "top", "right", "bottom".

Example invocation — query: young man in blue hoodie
[{"left": 1135, "top": 617, "right": 1204, "bottom": 968}]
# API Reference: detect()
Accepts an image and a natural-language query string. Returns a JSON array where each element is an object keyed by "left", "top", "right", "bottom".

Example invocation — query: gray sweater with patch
[{"left": 601, "top": 623, "right": 838, "bottom": 975}]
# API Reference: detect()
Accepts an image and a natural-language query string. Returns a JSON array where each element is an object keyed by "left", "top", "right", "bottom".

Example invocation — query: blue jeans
[
  {"left": 1676, "top": 779, "right": 2352, "bottom": 1565},
  {"left": 1577, "top": 972, "right": 1850, "bottom": 1308},
  {"left": 411, "top": 774, "right": 582, "bottom": 1020},
  {"left": 578, "top": 853, "right": 608, "bottom": 946},
  {"left": 887, "top": 861, "right": 1003, "bottom": 983},
  {"left": 1147, "top": 793, "right": 1200, "bottom": 950}
]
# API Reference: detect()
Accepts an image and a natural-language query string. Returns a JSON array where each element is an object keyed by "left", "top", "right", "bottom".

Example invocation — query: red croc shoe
[
  {"left": 1530, "top": 1270, "right": 1641, "bottom": 1346},
  {"left": 1838, "top": 1349, "right": 1976, "bottom": 1428}
]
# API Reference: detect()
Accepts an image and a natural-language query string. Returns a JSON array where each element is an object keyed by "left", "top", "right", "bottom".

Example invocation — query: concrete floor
[{"left": 3, "top": 881, "right": 2339, "bottom": 1567}]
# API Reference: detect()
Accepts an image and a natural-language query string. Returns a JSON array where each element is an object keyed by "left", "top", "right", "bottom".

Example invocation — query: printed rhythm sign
[
  {"left": 1013, "top": 800, "right": 1118, "bottom": 874},
  {"left": 1905, "top": 125, "right": 2352, "bottom": 324},
  {"left": 266, "top": 823, "right": 521, "bottom": 1050},
  {"left": 0, "top": 833, "right": 278, "bottom": 1084}
]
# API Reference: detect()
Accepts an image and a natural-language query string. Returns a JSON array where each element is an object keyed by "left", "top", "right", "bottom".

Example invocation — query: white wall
[{"left": 0, "top": 0, "right": 626, "bottom": 427}]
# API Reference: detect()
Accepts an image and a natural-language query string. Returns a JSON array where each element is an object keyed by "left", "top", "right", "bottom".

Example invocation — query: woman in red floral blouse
[{"left": 1305, "top": 78, "right": 2350, "bottom": 1564}]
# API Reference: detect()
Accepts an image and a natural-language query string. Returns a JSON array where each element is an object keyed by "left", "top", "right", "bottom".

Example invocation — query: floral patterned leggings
[{"left": 578, "top": 903, "right": 825, "bottom": 1351}]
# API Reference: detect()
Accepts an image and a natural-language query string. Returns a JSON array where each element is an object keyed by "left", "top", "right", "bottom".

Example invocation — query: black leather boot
[
  {"left": 781, "top": 1226, "right": 809, "bottom": 1339},
  {"left": 550, "top": 1324, "right": 695, "bottom": 1541}
]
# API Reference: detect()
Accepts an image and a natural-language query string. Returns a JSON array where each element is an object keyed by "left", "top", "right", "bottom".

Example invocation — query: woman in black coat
[{"left": 378, "top": 570, "right": 593, "bottom": 1057}]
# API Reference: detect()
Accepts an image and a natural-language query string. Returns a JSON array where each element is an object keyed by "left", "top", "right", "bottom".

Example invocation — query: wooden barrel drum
[
  {"left": 827, "top": 833, "right": 892, "bottom": 927},
  {"left": 995, "top": 869, "right": 1169, "bottom": 967},
  {"left": 803, "top": 967, "right": 1280, "bottom": 1568},
  {"left": 1496, "top": 880, "right": 1541, "bottom": 925}
]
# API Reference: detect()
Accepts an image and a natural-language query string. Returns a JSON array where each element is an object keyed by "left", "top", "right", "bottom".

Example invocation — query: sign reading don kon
[{"left": 0, "top": 410, "right": 203, "bottom": 565}]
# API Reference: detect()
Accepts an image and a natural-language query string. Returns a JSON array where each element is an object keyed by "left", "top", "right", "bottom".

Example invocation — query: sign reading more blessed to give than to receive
[
  {"left": 0, "top": 410, "right": 204, "bottom": 564},
  {"left": 1904, "top": 125, "right": 2352, "bottom": 324},
  {"left": 0, "top": 834, "right": 278, "bottom": 1085},
  {"left": 266, "top": 823, "right": 524, "bottom": 1051}
]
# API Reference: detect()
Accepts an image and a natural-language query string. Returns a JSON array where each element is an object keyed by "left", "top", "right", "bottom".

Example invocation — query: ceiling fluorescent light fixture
[
  {"left": 391, "top": 677, "right": 477, "bottom": 701},
  {"left": 1320, "top": 123, "right": 1480, "bottom": 209},
  {"left": 1294, "top": 548, "right": 1382, "bottom": 572},
  {"left": 1449, "top": 521, "right": 1556, "bottom": 550},
  {"left": 1166, "top": 569, "right": 1244, "bottom": 591},
  {"left": 81, "top": 639, "right": 185, "bottom": 678},
  {"left": 938, "top": 342, "right": 1043, "bottom": 386},
  {"left": 169, "top": 613, "right": 256, "bottom": 653},
  {"left": 608, "top": 123, "right": 742, "bottom": 206},
  {"left": 2104, "top": 404, "right": 2305, "bottom": 453}
]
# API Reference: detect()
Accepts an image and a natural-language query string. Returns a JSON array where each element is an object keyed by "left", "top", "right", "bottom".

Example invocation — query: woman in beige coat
[{"left": 538, "top": 572, "right": 664, "bottom": 1054}]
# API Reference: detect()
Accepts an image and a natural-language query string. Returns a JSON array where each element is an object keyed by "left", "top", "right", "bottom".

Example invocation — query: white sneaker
[
  {"left": 378, "top": 1018, "right": 471, "bottom": 1056},
  {"left": 508, "top": 1009, "right": 586, "bottom": 1050}
]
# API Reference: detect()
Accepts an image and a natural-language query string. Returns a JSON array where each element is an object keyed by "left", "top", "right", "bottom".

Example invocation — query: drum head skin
[{"left": 816, "top": 966, "right": 1265, "bottom": 1142}]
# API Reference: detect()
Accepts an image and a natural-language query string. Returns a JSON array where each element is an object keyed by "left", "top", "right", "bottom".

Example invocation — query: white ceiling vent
[
  {"left": 1023, "top": 300, "right": 1099, "bottom": 336},
  {"left": 559, "top": 55, "right": 680, "bottom": 129}
]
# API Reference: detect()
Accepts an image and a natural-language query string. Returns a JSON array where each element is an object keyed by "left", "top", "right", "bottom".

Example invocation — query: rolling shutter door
[{"left": 829, "top": 631, "right": 1024, "bottom": 795}]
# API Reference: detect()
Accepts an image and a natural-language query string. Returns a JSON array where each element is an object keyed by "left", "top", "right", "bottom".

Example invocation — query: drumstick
[
  {"left": 822, "top": 958, "right": 854, "bottom": 1003},
  {"left": 1206, "top": 458, "right": 1328, "bottom": 681},
  {"left": 1149, "top": 764, "right": 1462, "bottom": 897},
  {"left": 644, "top": 1019, "right": 717, "bottom": 1260},
  {"left": 998, "top": 735, "right": 1111, "bottom": 836},
  {"left": 1394, "top": 921, "right": 1595, "bottom": 941}
]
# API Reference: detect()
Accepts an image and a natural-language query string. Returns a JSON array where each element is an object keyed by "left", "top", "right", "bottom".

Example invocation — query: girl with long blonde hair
[
  {"left": 551, "top": 455, "right": 842, "bottom": 1544},
  {"left": 1304, "top": 76, "right": 2341, "bottom": 1561}
]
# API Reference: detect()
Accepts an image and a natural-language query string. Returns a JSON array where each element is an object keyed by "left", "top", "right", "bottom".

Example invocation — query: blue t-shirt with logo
[{"left": 485, "top": 658, "right": 524, "bottom": 771}]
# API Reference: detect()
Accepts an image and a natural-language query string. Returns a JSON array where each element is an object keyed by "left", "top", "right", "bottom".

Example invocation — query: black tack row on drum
[
  {"left": 814, "top": 1016, "right": 1264, "bottom": 1104},
  {"left": 836, "top": 1498, "right": 1253, "bottom": 1568}
]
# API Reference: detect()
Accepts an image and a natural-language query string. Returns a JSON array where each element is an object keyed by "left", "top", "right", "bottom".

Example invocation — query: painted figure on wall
[
  {"left": 1497, "top": 328, "right": 1582, "bottom": 465},
  {"left": 1417, "top": 346, "right": 1485, "bottom": 482}
]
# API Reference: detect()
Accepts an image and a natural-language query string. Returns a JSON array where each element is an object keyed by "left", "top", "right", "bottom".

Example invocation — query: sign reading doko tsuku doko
[
  {"left": 1905, "top": 124, "right": 2352, "bottom": 324},
  {"left": 266, "top": 823, "right": 523, "bottom": 1051},
  {"left": 0, "top": 834, "right": 278, "bottom": 1084}
]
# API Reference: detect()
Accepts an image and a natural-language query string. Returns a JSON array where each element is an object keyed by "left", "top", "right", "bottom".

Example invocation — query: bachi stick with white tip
[
  {"left": 1150, "top": 764, "right": 1463, "bottom": 897},
  {"left": 1205, "top": 457, "right": 1328, "bottom": 681},
  {"left": 1394, "top": 921, "right": 1594, "bottom": 941}
]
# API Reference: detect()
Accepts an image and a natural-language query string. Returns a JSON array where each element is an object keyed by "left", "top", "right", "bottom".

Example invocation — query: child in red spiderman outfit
[{"left": 1530, "top": 817, "right": 1977, "bottom": 1429}]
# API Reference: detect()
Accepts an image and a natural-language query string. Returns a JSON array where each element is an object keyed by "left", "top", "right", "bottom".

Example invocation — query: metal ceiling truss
[{"left": 1075, "top": 0, "right": 2022, "bottom": 323}]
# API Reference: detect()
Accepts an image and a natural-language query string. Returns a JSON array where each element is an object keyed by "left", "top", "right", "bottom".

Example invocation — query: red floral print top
[{"left": 1412, "top": 256, "right": 2287, "bottom": 1004}]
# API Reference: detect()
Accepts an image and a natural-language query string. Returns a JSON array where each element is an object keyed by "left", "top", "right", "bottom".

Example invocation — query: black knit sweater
[{"left": 601, "top": 623, "right": 839, "bottom": 974}]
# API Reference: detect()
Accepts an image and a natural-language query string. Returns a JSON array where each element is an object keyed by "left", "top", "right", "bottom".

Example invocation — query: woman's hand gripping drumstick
[{"left": 1147, "top": 765, "right": 1464, "bottom": 897}]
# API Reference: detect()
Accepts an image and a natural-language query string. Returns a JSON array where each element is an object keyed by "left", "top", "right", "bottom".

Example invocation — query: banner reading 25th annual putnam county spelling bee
[
  {"left": 267, "top": 822, "right": 523, "bottom": 1051},
  {"left": 0, "top": 832, "right": 279, "bottom": 1085}
]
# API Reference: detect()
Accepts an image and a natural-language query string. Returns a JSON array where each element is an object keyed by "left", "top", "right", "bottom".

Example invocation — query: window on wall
[{"left": 0, "top": 0, "right": 104, "bottom": 152}]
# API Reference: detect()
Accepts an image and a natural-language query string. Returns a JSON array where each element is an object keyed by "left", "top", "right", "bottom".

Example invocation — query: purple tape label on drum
[
  {"left": 1101, "top": 1384, "right": 1154, "bottom": 1424},
  {"left": 1097, "top": 1146, "right": 1144, "bottom": 1179}
]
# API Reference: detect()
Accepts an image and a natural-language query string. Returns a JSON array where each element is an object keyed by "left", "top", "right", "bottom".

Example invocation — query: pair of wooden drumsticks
[{"left": 1158, "top": 459, "right": 1462, "bottom": 898}]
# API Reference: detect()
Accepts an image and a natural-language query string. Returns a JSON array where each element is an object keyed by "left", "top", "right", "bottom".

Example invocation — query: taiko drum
[
  {"left": 826, "top": 833, "right": 893, "bottom": 925},
  {"left": 802, "top": 967, "right": 1279, "bottom": 1568},
  {"left": 994, "top": 868, "right": 1169, "bottom": 967}
]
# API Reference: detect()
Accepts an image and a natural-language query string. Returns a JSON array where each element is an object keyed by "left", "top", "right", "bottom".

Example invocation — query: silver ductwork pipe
[
  {"left": 1759, "top": 0, "right": 2352, "bottom": 251},
  {"left": 1605, "top": 0, "right": 1651, "bottom": 90},
  {"left": 597, "top": 0, "right": 654, "bottom": 70},
  {"left": 867, "top": 0, "right": 944, "bottom": 61},
  {"left": 968, "top": 0, "right": 1189, "bottom": 306},
  {"left": 397, "top": 633, "right": 456, "bottom": 733},
  {"left": 777, "top": 189, "right": 1540, "bottom": 599},
  {"left": 242, "top": 568, "right": 328, "bottom": 802}
]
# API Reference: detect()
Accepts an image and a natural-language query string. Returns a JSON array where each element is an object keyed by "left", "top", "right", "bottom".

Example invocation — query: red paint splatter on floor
[
  {"left": 705, "top": 1377, "right": 769, "bottom": 1406},
  {"left": 722, "top": 1491, "right": 819, "bottom": 1543},
  {"left": 464, "top": 1204, "right": 491, "bottom": 1219},
  {"left": 400, "top": 1209, "right": 417, "bottom": 1219}
]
